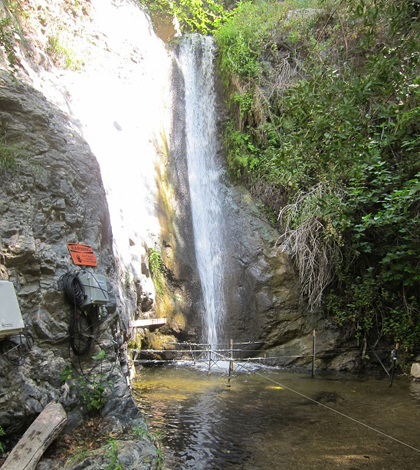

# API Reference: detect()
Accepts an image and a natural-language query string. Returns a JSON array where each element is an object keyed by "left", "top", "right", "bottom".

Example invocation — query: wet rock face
[
  {"left": 154, "top": 51, "right": 204, "bottom": 341},
  {"left": 218, "top": 184, "right": 356, "bottom": 368},
  {"left": 219, "top": 185, "right": 303, "bottom": 346},
  {"left": 159, "top": 42, "right": 303, "bottom": 349},
  {"left": 159, "top": 47, "right": 342, "bottom": 364},
  {"left": 0, "top": 72, "right": 128, "bottom": 435}
]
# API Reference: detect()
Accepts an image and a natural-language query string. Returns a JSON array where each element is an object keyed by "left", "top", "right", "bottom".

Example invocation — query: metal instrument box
[
  {"left": 0, "top": 281, "right": 25, "bottom": 339},
  {"left": 78, "top": 272, "right": 109, "bottom": 307}
]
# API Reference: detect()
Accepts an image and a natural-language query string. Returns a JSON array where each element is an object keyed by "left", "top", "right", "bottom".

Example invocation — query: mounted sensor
[{"left": 0, "top": 281, "right": 25, "bottom": 339}]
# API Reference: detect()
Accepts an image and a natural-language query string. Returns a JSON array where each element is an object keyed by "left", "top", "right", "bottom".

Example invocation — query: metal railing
[{"left": 130, "top": 331, "right": 399, "bottom": 383}]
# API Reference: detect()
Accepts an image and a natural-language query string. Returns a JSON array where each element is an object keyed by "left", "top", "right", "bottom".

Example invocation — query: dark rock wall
[
  {"left": 219, "top": 185, "right": 302, "bottom": 346},
  {"left": 0, "top": 72, "right": 139, "bottom": 438}
]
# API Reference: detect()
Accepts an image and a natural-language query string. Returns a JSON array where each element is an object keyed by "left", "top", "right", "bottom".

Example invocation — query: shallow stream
[{"left": 132, "top": 365, "right": 420, "bottom": 470}]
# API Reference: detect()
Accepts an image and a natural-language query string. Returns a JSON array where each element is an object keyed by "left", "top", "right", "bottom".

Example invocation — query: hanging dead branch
[{"left": 277, "top": 183, "right": 343, "bottom": 311}]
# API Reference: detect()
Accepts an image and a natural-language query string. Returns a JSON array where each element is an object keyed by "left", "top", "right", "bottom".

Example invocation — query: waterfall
[
  {"left": 28, "top": 0, "right": 228, "bottom": 346},
  {"left": 178, "top": 35, "right": 225, "bottom": 348}
]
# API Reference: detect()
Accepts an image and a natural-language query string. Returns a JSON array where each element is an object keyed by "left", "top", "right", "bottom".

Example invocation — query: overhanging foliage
[{"left": 215, "top": 0, "right": 420, "bottom": 350}]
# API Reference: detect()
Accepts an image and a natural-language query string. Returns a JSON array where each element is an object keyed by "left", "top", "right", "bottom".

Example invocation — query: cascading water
[
  {"left": 28, "top": 0, "right": 227, "bottom": 348},
  {"left": 178, "top": 35, "right": 225, "bottom": 349}
]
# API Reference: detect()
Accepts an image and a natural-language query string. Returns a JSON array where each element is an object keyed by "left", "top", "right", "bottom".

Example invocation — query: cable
[
  {"left": 69, "top": 310, "right": 94, "bottom": 356},
  {"left": 248, "top": 367, "right": 420, "bottom": 455},
  {"left": 134, "top": 336, "right": 419, "bottom": 453},
  {"left": 176, "top": 348, "right": 420, "bottom": 455},
  {"left": 58, "top": 272, "right": 85, "bottom": 308},
  {"left": 69, "top": 338, "right": 120, "bottom": 385},
  {"left": 59, "top": 271, "right": 96, "bottom": 356}
]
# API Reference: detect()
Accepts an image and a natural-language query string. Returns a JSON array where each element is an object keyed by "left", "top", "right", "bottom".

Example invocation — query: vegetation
[
  {"left": 150, "top": 430, "right": 164, "bottom": 469},
  {"left": 147, "top": 247, "right": 166, "bottom": 296},
  {"left": 46, "top": 418, "right": 158, "bottom": 466},
  {"left": 0, "top": 0, "right": 90, "bottom": 72},
  {"left": 132, "top": 425, "right": 148, "bottom": 440},
  {"left": 0, "top": 123, "right": 26, "bottom": 169},
  {"left": 60, "top": 350, "right": 113, "bottom": 414},
  {"left": 0, "top": 13, "right": 18, "bottom": 73},
  {"left": 0, "top": 425, "right": 5, "bottom": 453},
  {"left": 137, "top": 0, "right": 233, "bottom": 35},
  {"left": 104, "top": 440, "right": 123, "bottom": 470},
  {"left": 46, "top": 34, "right": 84, "bottom": 70},
  {"left": 215, "top": 0, "right": 420, "bottom": 351},
  {"left": 0, "top": 140, "right": 19, "bottom": 168}
]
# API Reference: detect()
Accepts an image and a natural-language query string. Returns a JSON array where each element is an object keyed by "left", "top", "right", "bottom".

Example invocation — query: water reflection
[{"left": 132, "top": 365, "right": 420, "bottom": 470}]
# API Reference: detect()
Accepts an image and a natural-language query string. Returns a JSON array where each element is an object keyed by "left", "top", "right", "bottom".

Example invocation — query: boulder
[{"left": 411, "top": 362, "right": 420, "bottom": 379}]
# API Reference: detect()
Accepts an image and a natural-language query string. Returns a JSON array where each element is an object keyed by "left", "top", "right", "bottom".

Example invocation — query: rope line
[
  {"left": 133, "top": 341, "right": 419, "bottom": 453},
  {"left": 133, "top": 346, "right": 393, "bottom": 355},
  {"left": 251, "top": 368, "right": 420, "bottom": 454},
  {"left": 189, "top": 348, "right": 420, "bottom": 455}
]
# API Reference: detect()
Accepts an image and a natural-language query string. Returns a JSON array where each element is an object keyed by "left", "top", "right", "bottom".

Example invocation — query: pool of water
[{"left": 132, "top": 364, "right": 420, "bottom": 470}]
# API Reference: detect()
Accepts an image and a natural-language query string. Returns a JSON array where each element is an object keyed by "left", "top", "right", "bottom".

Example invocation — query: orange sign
[{"left": 67, "top": 243, "right": 97, "bottom": 267}]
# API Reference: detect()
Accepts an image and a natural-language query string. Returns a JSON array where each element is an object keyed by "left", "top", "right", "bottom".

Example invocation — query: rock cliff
[
  {"left": 0, "top": 0, "right": 163, "bottom": 467},
  {"left": 154, "top": 37, "right": 349, "bottom": 370},
  {"left": 0, "top": 69, "right": 158, "bottom": 468}
]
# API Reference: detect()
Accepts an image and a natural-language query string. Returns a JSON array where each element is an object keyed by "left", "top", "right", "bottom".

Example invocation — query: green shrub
[
  {"left": 0, "top": 425, "right": 5, "bottom": 453},
  {"left": 216, "top": 0, "right": 420, "bottom": 349},
  {"left": 60, "top": 350, "right": 113, "bottom": 414},
  {"left": 0, "top": 14, "right": 18, "bottom": 73}
]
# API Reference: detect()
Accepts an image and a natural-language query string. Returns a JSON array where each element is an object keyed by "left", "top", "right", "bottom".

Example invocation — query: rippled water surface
[{"left": 132, "top": 365, "right": 420, "bottom": 470}]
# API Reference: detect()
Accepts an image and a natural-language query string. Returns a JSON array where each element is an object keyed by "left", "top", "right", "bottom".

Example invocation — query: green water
[{"left": 132, "top": 364, "right": 420, "bottom": 470}]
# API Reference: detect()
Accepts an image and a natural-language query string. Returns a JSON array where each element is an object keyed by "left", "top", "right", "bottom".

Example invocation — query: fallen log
[{"left": 1, "top": 401, "right": 67, "bottom": 470}]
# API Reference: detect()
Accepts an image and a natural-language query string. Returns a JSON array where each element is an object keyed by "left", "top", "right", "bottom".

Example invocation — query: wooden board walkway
[{"left": 129, "top": 318, "right": 167, "bottom": 328}]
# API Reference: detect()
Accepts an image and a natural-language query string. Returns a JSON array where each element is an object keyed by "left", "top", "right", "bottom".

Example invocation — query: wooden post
[
  {"left": 2, "top": 401, "right": 67, "bottom": 470},
  {"left": 312, "top": 330, "right": 316, "bottom": 378},
  {"left": 208, "top": 345, "right": 212, "bottom": 375},
  {"left": 190, "top": 344, "right": 195, "bottom": 366},
  {"left": 389, "top": 342, "right": 400, "bottom": 387},
  {"left": 227, "top": 338, "right": 234, "bottom": 387}
]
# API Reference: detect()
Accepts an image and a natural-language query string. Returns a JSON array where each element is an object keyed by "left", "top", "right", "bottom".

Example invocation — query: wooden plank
[
  {"left": 129, "top": 318, "right": 167, "bottom": 328},
  {"left": 1, "top": 401, "right": 67, "bottom": 470}
]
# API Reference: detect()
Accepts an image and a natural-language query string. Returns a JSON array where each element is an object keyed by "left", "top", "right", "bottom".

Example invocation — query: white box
[{"left": 0, "top": 281, "right": 25, "bottom": 339}]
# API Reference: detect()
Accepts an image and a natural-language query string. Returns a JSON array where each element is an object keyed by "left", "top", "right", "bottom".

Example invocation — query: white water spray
[
  {"left": 25, "top": 1, "right": 226, "bottom": 343},
  {"left": 178, "top": 35, "right": 225, "bottom": 348}
]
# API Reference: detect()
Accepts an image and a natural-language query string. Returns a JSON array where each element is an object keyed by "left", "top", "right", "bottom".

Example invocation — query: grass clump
[
  {"left": 147, "top": 248, "right": 166, "bottom": 297},
  {"left": 0, "top": 141, "right": 19, "bottom": 168},
  {"left": 46, "top": 34, "right": 84, "bottom": 70}
]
